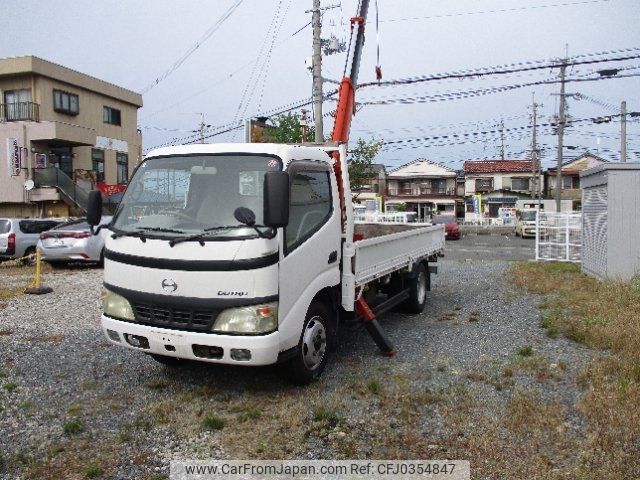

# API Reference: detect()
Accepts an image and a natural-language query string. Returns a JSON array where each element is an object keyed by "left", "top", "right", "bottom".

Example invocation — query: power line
[
  {"left": 358, "top": 52, "right": 640, "bottom": 89},
  {"left": 140, "top": 0, "right": 244, "bottom": 95},
  {"left": 380, "top": 0, "right": 611, "bottom": 23}
]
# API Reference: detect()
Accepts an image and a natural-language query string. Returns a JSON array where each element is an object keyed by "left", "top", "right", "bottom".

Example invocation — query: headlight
[
  {"left": 212, "top": 302, "right": 278, "bottom": 334},
  {"left": 102, "top": 289, "right": 135, "bottom": 321}
]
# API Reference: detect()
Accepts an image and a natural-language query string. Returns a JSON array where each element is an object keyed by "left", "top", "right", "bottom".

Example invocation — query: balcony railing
[{"left": 0, "top": 102, "right": 40, "bottom": 122}]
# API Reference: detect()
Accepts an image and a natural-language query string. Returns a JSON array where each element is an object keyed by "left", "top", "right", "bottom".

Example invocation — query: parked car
[
  {"left": 38, "top": 216, "right": 112, "bottom": 267},
  {"left": 514, "top": 209, "right": 538, "bottom": 238},
  {"left": 431, "top": 214, "right": 460, "bottom": 240},
  {"left": 0, "top": 218, "right": 65, "bottom": 262}
]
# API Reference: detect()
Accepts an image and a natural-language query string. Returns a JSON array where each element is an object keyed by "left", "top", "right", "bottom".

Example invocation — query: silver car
[
  {"left": 0, "top": 218, "right": 65, "bottom": 262},
  {"left": 38, "top": 216, "right": 112, "bottom": 267}
]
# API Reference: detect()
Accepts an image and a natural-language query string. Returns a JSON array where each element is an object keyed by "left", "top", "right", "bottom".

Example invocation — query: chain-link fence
[{"left": 535, "top": 211, "right": 582, "bottom": 263}]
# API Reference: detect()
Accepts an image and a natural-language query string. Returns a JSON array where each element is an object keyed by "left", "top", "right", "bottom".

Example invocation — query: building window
[
  {"left": 53, "top": 90, "right": 79, "bottom": 115},
  {"left": 3, "top": 89, "right": 32, "bottom": 120},
  {"left": 475, "top": 178, "right": 493, "bottom": 192},
  {"left": 511, "top": 178, "right": 530, "bottom": 191},
  {"left": 432, "top": 179, "right": 446, "bottom": 194},
  {"left": 116, "top": 153, "right": 128, "bottom": 184},
  {"left": 103, "top": 106, "right": 121, "bottom": 125},
  {"left": 92, "top": 149, "right": 105, "bottom": 183}
]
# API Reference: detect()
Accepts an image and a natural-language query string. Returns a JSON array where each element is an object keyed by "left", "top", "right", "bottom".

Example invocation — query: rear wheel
[
  {"left": 404, "top": 263, "right": 428, "bottom": 314},
  {"left": 287, "top": 302, "right": 331, "bottom": 385},
  {"left": 22, "top": 247, "right": 36, "bottom": 266}
]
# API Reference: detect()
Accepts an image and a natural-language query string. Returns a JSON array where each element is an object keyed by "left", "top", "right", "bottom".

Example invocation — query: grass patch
[
  {"left": 516, "top": 345, "right": 533, "bottom": 357},
  {"left": 312, "top": 406, "right": 339, "bottom": 424},
  {"left": 202, "top": 415, "right": 225, "bottom": 431},
  {"left": 18, "top": 400, "right": 35, "bottom": 411},
  {"left": 3, "top": 382, "right": 16, "bottom": 392},
  {"left": 82, "top": 463, "right": 102, "bottom": 479},
  {"left": 366, "top": 378, "right": 382, "bottom": 395},
  {"left": 510, "top": 261, "right": 640, "bottom": 476},
  {"left": 62, "top": 419, "right": 83, "bottom": 436}
]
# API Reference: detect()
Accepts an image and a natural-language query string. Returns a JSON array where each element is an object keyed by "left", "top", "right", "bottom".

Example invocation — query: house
[
  {"left": 0, "top": 56, "right": 143, "bottom": 217},
  {"left": 463, "top": 159, "right": 539, "bottom": 218},
  {"left": 385, "top": 158, "right": 461, "bottom": 220},
  {"left": 544, "top": 152, "right": 607, "bottom": 210}
]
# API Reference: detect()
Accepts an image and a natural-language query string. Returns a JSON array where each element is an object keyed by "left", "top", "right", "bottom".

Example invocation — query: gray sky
[{"left": 2, "top": 0, "right": 639, "bottom": 170}]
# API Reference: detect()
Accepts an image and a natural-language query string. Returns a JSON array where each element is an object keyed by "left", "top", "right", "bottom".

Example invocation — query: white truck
[
  {"left": 87, "top": 142, "right": 444, "bottom": 383},
  {"left": 85, "top": 0, "right": 446, "bottom": 384}
]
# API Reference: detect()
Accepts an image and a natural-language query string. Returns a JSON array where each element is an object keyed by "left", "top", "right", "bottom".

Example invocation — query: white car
[{"left": 38, "top": 216, "right": 112, "bottom": 267}]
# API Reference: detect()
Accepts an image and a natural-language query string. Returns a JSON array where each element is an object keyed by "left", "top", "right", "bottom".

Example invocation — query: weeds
[
  {"left": 366, "top": 379, "right": 382, "bottom": 395},
  {"left": 202, "top": 415, "right": 225, "bottom": 431},
  {"left": 516, "top": 345, "right": 533, "bottom": 357},
  {"left": 510, "top": 261, "right": 640, "bottom": 476},
  {"left": 3, "top": 382, "right": 16, "bottom": 392},
  {"left": 62, "top": 420, "right": 83, "bottom": 436},
  {"left": 82, "top": 463, "right": 102, "bottom": 479}
]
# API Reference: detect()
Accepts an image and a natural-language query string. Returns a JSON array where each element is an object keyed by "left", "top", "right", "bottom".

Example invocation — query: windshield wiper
[
  {"left": 168, "top": 226, "right": 235, "bottom": 247},
  {"left": 111, "top": 226, "right": 185, "bottom": 241}
]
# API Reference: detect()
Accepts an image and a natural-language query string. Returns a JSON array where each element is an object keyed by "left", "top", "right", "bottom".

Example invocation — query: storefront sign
[
  {"left": 6, "top": 138, "right": 21, "bottom": 176},
  {"left": 95, "top": 136, "right": 128, "bottom": 153},
  {"left": 96, "top": 183, "right": 127, "bottom": 196}
]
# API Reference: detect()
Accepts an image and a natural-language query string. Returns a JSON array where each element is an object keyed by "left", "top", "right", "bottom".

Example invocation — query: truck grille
[{"left": 132, "top": 302, "right": 218, "bottom": 332}]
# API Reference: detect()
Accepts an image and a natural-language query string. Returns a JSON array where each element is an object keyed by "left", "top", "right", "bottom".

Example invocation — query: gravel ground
[{"left": 0, "top": 236, "right": 596, "bottom": 479}]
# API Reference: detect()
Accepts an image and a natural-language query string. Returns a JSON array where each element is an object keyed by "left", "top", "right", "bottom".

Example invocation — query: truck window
[{"left": 286, "top": 171, "right": 331, "bottom": 251}]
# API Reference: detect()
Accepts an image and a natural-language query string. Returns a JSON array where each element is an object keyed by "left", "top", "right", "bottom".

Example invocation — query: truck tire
[
  {"left": 287, "top": 302, "right": 331, "bottom": 385},
  {"left": 404, "top": 262, "right": 428, "bottom": 314}
]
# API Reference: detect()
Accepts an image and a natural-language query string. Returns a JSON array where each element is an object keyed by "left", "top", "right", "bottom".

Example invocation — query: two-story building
[
  {"left": 463, "top": 159, "right": 539, "bottom": 218},
  {"left": 0, "top": 56, "right": 143, "bottom": 217},
  {"left": 544, "top": 152, "right": 607, "bottom": 210},
  {"left": 385, "top": 158, "right": 461, "bottom": 220}
]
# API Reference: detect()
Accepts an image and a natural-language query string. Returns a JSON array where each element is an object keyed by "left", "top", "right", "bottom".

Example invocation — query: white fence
[{"left": 535, "top": 211, "right": 582, "bottom": 263}]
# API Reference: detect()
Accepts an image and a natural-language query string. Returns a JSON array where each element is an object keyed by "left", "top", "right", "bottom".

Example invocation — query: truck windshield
[
  {"left": 521, "top": 211, "right": 537, "bottom": 221},
  {"left": 111, "top": 154, "right": 282, "bottom": 239}
]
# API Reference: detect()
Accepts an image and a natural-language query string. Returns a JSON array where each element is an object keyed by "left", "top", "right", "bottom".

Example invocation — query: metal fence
[{"left": 535, "top": 211, "right": 582, "bottom": 263}]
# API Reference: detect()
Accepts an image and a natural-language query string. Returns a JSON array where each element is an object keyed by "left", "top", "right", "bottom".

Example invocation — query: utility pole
[
  {"left": 621, "top": 100, "right": 627, "bottom": 162},
  {"left": 300, "top": 109, "right": 309, "bottom": 142},
  {"left": 530, "top": 93, "right": 540, "bottom": 202},
  {"left": 312, "top": 0, "right": 323, "bottom": 143},
  {"left": 198, "top": 113, "right": 207, "bottom": 143},
  {"left": 500, "top": 118, "right": 505, "bottom": 160},
  {"left": 556, "top": 59, "right": 567, "bottom": 212}
]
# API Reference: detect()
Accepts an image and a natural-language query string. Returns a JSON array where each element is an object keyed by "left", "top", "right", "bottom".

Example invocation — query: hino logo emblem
[{"left": 161, "top": 279, "right": 178, "bottom": 293}]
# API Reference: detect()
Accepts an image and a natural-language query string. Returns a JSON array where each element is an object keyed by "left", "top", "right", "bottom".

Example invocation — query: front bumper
[{"left": 102, "top": 315, "right": 282, "bottom": 366}]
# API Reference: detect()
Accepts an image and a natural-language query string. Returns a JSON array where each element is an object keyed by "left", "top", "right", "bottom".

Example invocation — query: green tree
[
  {"left": 266, "top": 112, "right": 315, "bottom": 143},
  {"left": 348, "top": 138, "right": 383, "bottom": 193}
]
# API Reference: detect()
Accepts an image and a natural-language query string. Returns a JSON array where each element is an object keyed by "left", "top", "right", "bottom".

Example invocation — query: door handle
[{"left": 328, "top": 250, "right": 338, "bottom": 264}]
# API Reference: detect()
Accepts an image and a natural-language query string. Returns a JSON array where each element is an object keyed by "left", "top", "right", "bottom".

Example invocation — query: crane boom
[{"left": 331, "top": 0, "right": 370, "bottom": 144}]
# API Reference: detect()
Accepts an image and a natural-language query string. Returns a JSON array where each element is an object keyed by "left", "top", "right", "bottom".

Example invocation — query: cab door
[{"left": 277, "top": 161, "right": 341, "bottom": 347}]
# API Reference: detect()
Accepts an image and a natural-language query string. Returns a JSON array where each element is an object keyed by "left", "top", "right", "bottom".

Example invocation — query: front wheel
[
  {"left": 404, "top": 262, "right": 428, "bottom": 314},
  {"left": 287, "top": 302, "right": 331, "bottom": 385}
]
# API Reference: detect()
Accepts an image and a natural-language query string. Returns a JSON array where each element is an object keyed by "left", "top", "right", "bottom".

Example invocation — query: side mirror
[
  {"left": 263, "top": 171, "right": 289, "bottom": 228},
  {"left": 87, "top": 190, "right": 103, "bottom": 227}
]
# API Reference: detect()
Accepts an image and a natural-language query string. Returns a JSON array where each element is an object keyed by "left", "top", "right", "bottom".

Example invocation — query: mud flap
[{"left": 355, "top": 297, "right": 397, "bottom": 356}]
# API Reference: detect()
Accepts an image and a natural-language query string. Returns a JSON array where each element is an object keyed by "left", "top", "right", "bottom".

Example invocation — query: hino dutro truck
[{"left": 86, "top": 0, "right": 445, "bottom": 384}]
